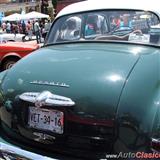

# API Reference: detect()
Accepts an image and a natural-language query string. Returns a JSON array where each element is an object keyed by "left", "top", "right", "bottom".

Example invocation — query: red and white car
[{"left": 0, "top": 40, "right": 39, "bottom": 70}]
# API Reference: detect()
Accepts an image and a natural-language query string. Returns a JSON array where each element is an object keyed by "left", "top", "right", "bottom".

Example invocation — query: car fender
[
  {"left": 114, "top": 53, "right": 159, "bottom": 153},
  {"left": 0, "top": 53, "right": 21, "bottom": 69},
  {"left": 1, "top": 52, "right": 21, "bottom": 61}
]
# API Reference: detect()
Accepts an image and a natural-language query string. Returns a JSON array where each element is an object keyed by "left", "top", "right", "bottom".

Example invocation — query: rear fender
[
  {"left": 0, "top": 54, "right": 21, "bottom": 70},
  {"left": 2, "top": 52, "right": 21, "bottom": 61}
]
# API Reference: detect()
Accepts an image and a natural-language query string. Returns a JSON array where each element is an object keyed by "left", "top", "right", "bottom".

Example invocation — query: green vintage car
[{"left": 1, "top": 0, "right": 160, "bottom": 159}]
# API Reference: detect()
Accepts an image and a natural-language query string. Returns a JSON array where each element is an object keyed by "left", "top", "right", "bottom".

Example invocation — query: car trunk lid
[{"left": 3, "top": 43, "right": 141, "bottom": 120}]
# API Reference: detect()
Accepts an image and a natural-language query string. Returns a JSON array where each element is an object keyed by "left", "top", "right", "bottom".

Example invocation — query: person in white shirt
[
  {"left": 34, "top": 20, "right": 41, "bottom": 43},
  {"left": 6, "top": 21, "right": 11, "bottom": 33}
]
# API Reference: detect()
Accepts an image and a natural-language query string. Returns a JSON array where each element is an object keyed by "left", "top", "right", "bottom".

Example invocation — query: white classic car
[
  {"left": 0, "top": 32, "right": 26, "bottom": 42},
  {"left": 0, "top": 31, "right": 37, "bottom": 43}
]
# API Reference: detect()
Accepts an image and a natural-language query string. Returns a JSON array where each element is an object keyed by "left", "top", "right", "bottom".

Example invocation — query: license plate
[{"left": 28, "top": 107, "right": 64, "bottom": 134}]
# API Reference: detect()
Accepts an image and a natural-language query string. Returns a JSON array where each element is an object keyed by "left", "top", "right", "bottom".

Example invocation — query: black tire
[{"left": 2, "top": 57, "right": 19, "bottom": 70}]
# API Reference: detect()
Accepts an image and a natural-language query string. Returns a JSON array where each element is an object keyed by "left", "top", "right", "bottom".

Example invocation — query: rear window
[{"left": 46, "top": 10, "right": 160, "bottom": 46}]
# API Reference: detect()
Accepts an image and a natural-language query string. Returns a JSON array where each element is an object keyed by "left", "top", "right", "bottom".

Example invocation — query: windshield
[{"left": 46, "top": 10, "right": 160, "bottom": 46}]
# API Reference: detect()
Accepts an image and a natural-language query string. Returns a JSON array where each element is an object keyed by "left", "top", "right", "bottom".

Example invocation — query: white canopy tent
[
  {"left": 21, "top": 11, "right": 49, "bottom": 20},
  {"left": 2, "top": 11, "right": 49, "bottom": 22},
  {"left": 2, "top": 13, "right": 22, "bottom": 21}
]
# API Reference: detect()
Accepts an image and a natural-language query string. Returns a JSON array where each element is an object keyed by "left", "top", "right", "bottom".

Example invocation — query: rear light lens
[{"left": 151, "top": 138, "right": 160, "bottom": 152}]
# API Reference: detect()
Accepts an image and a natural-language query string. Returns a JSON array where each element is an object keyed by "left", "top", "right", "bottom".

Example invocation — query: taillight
[{"left": 151, "top": 138, "right": 160, "bottom": 152}]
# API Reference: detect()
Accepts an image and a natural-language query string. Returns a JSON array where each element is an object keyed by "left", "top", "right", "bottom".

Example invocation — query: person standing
[
  {"left": 2, "top": 22, "right": 6, "bottom": 32},
  {"left": 26, "top": 21, "right": 32, "bottom": 40},
  {"left": 43, "top": 19, "right": 51, "bottom": 39},
  {"left": 22, "top": 20, "right": 26, "bottom": 35},
  {"left": 120, "top": 14, "right": 132, "bottom": 29},
  {"left": 34, "top": 20, "right": 41, "bottom": 44},
  {"left": 85, "top": 15, "right": 98, "bottom": 36},
  {"left": 6, "top": 21, "right": 11, "bottom": 33},
  {"left": 111, "top": 16, "right": 120, "bottom": 30},
  {"left": 12, "top": 22, "right": 18, "bottom": 35}
]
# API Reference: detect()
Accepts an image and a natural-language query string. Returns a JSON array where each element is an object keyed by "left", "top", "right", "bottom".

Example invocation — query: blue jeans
[{"left": 35, "top": 31, "right": 41, "bottom": 44}]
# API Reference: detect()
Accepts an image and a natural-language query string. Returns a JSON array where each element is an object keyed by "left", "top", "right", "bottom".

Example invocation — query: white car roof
[{"left": 56, "top": 0, "right": 160, "bottom": 18}]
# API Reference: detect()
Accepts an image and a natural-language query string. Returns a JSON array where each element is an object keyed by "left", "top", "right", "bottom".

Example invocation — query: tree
[
  {"left": 41, "top": 0, "right": 49, "bottom": 14},
  {"left": 52, "top": 0, "right": 57, "bottom": 9}
]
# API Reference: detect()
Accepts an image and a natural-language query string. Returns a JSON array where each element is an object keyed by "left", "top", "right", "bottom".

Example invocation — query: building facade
[
  {"left": 0, "top": 0, "right": 10, "bottom": 3},
  {"left": 0, "top": 0, "right": 39, "bottom": 4},
  {"left": 0, "top": 0, "right": 41, "bottom": 15}
]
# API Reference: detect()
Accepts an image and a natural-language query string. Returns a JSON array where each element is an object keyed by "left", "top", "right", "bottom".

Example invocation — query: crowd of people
[
  {"left": 110, "top": 13, "right": 159, "bottom": 33},
  {"left": 1, "top": 19, "right": 51, "bottom": 43}
]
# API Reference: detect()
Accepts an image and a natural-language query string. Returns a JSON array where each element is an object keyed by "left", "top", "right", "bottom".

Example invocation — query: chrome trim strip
[
  {"left": 30, "top": 81, "right": 70, "bottom": 88},
  {"left": 0, "top": 142, "right": 56, "bottom": 160}
]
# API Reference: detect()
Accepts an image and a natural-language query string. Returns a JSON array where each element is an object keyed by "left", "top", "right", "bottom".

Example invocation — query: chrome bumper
[{"left": 0, "top": 141, "right": 57, "bottom": 160}]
